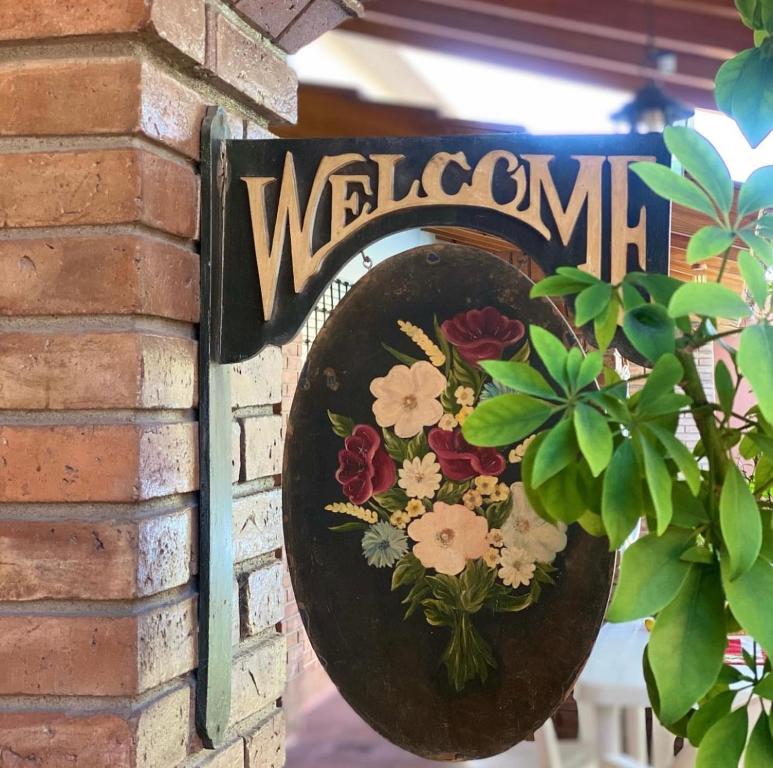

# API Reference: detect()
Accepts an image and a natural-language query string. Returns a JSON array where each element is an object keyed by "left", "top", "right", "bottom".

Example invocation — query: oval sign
[{"left": 283, "top": 244, "right": 613, "bottom": 760}]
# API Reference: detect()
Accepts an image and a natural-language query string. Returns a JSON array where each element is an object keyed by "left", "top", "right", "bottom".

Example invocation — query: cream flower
[
  {"left": 405, "top": 499, "right": 425, "bottom": 518},
  {"left": 454, "top": 386, "right": 475, "bottom": 407},
  {"left": 509, "top": 434, "right": 536, "bottom": 463},
  {"left": 483, "top": 548, "right": 500, "bottom": 568},
  {"left": 456, "top": 405, "right": 473, "bottom": 425},
  {"left": 501, "top": 482, "right": 567, "bottom": 564},
  {"left": 398, "top": 452, "right": 442, "bottom": 499},
  {"left": 407, "top": 502, "right": 489, "bottom": 576},
  {"left": 487, "top": 528, "right": 504, "bottom": 548},
  {"left": 370, "top": 361, "right": 446, "bottom": 438},
  {"left": 489, "top": 483, "right": 510, "bottom": 502},
  {"left": 474, "top": 475, "right": 498, "bottom": 496},
  {"left": 390, "top": 510, "right": 410, "bottom": 529},
  {"left": 498, "top": 546, "right": 536, "bottom": 587},
  {"left": 462, "top": 489, "right": 483, "bottom": 510},
  {"left": 438, "top": 413, "right": 458, "bottom": 431}
]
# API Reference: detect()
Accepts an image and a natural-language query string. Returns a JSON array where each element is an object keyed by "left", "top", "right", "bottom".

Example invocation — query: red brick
[
  {"left": 0, "top": 57, "right": 206, "bottom": 159},
  {"left": 0, "top": 508, "right": 194, "bottom": 600},
  {"left": 230, "top": 635, "right": 286, "bottom": 726},
  {"left": 231, "top": 346, "right": 283, "bottom": 408},
  {"left": 0, "top": 711, "right": 134, "bottom": 767},
  {"left": 0, "top": 423, "right": 197, "bottom": 503},
  {"left": 242, "top": 415, "right": 283, "bottom": 480},
  {"left": 240, "top": 560, "right": 284, "bottom": 636},
  {"left": 243, "top": 709, "right": 285, "bottom": 768},
  {"left": 232, "top": 489, "right": 283, "bottom": 562},
  {"left": 0, "top": 0, "right": 206, "bottom": 63},
  {"left": 0, "top": 597, "right": 195, "bottom": 695},
  {"left": 0, "top": 332, "right": 196, "bottom": 410},
  {"left": 210, "top": 11, "right": 297, "bottom": 122},
  {"left": 0, "top": 149, "right": 198, "bottom": 238},
  {"left": 0, "top": 235, "right": 199, "bottom": 321},
  {"left": 276, "top": 0, "right": 361, "bottom": 53}
]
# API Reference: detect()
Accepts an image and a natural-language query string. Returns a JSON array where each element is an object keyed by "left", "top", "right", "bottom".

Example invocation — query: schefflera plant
[{"left": 463, "top": 126, "right": 773, "bottom": 767}]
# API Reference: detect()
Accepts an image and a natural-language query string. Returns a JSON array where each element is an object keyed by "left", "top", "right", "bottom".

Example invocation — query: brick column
[{"left": 0, "top": 1, "right": 362, "bottom": 765}]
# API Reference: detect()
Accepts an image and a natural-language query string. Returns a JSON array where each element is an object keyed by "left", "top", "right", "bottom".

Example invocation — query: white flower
[
  {"left": 454, "top": 386, "right": 475, "bottom": 407},
  {"left": 370, "top": 361, "right": 446, "bottom": 438},
  {"left": 398, "top": 452, "right": 442, "bottom": 499},
  {"left": 501, "top": 482, "right": 567, "bottom": 564},
  {"left": 498, "top": 546, "right": 536, "bottom": 587},
  {"left": 438, "top": 413, "right": 458, "bottom": 431}
]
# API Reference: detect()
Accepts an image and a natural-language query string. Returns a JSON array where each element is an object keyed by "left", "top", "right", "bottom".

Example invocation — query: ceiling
[{"left": 341, "top": 0, "right": 752, "bottom": 112}]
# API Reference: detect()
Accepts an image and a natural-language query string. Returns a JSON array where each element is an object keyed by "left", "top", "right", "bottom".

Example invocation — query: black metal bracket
[{"left": 197, "top": 106, "right": 233, "bottom": 747}]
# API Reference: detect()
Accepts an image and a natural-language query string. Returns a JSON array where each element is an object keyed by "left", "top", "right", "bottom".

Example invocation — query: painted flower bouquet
[{"left": 325, "top": 306, "right": 568, "bottom": 691}]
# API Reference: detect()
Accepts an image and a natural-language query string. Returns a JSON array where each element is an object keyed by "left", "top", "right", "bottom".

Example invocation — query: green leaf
[
  {"left": 686, "top": 226, "right": 736, "bottom": 264},
  {"left": 532, "top": 419, "right": 576, "bottom": 487},
  {"left": 607, "top": 528, "right": 693, "bottom": 622},
  {"left": 529, "top": 274, "right": 587, "bottom": 298},
  {"left": 530, "top": 326, "right": 568, "bottom": 391},
  {"left": 722, "top": 553, "right": 773, "bottom": 655},
  {"left": 327, "top": 410, "right": 354, "bottom": 438},
  {"left": 649, "top": 566, "right": 727, "bottom": 724},
  {"left": 602, "top": 440, "right": 643, "bottom": 549},
  {"left": 672, "top": 482, "right": 709, "bottom": 527},
  {"left": 739, "top": 251, "right": 769, "bottom": 308},
  {"left": 630, "top": 161, "right": 718, "bottom": 220},
  {"left": 480, "top": 360, "right": 557, "bottom": 399},
  {"left": 435, "top": 478, "right": 472, "bottom": 504},
  {"left": 623, "top": 304, "right": 676, "bottom": 362},
  {"left": 576, "top": 351, "right": 603, "bottom": 391},
  {"left": 574, "top": 282, "right": 613, "bottom": 326},
  {"left": 405, "top": 430, "right": 429, "bottom": 461},
  {"left": 738, "top": 325, "right": 773, "bottom": 424},
  {"left": 715, "top": 360, "right": 735, "bottom": 417},
  {"left": 746, "top": 710, "right": 773, "bottom": 768},
  {"left": 462, "top": 393, "right": 557, "bottom": 447},
  {"left": 695, "top": 708, "right": 748, "bottom": 768},
  {"left": 715, "top": 47, "right": 773, "bottom": 148},
  {"left": 720, "top": 464, "right": 763, "bottom": 580},
  {"left": 565, "top": 347, "right": 583, "bottom": 392},
  {"left": 626, "top": 272, "right": 683, "bottom": 306},
  {"left": 641, "top": 435, "right": 674, "bottom": 534},
  {"left": 594, "top": 294, "right": 620, "bottom": 351},
  {"left": 687, "top": 690, "right": 735, "bottom": 747},
  {"left": 484, "top": 497, "right": 511, "bottom": 529},
  {"left": 577, "top": 509, "right": 605, "bottom": 536},
  {"left": 329, "top": 521, "right": 369, "bottom": 532},
  {"left": 668, "top": 283, "right": 752, "bottom": 321},
  {"left": 647, "top": 424, "right": 701, "bottom": 496},
  {"left": 574, "top": 403, "right": 613, "bottom": 477},
  {"left": 373, "top": 487, "right": 410, "bottom": 513},
  {"left": 534, "top": 462, "right": 589, "bottom": 524},
  {"left": 664, "top": 126, "right": 733, "bottom": 216},
  {"left": 382, "top": 342, "right": 421, "bottom": 367},
  {"left": 739, "top": 227, "right": 773, "bottom": 266},
  {"left": 381, "top": 427, "right": 408, "bottom": 463},
  {"left": 556, "top": 266, "right": 600, "bottom": 283},
  {"left": 738, "top": 165, "right": 773, "bottom": 216},
  {"left": 640, "top": 354, "right": 684, "bottom": 402},
  {"left": 622, "top": 282, "right": 647, "bottom": 310},
  {"left": 755, "top": 673, "right": 773, "bottom": 699}
]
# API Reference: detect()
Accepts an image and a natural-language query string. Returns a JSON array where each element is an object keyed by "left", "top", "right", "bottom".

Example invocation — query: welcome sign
[{"left": 197, "top": 108, "right": 672, "bottom": 749}]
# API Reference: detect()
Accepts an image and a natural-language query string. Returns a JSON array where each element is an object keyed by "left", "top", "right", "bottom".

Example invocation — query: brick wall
[{"left": 0, "top": 1, "right": 360, "bottom": 765}]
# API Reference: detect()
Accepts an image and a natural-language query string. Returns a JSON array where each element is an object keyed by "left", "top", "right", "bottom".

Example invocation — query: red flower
[
  {"left": 428, "top": 428, "right": 506, "bottom": 481},
  {"left": 441, "top": 306, "right": 525, "bottom": 366},
  {"left": 335, "top": 424, "right": 396, "bottom": 505}
]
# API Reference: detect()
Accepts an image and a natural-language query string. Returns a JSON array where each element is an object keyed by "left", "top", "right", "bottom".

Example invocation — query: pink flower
[
  {"left": 335, "top": 424, "right": 396, "bottom": 505},
  {"left": 407, "top": 502, "right": 489, "bottom": 575},
  {"left": 441, "top": 306, "right": 525, "bottom": 366},
  {"left": 428, "top": 428, "right": 506, "bottom": 481}
]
